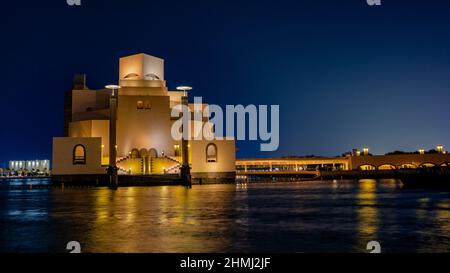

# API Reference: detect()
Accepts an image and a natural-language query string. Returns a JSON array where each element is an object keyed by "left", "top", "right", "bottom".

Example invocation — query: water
[{"left": 0, "top": 178, "right": 450, "bottom": 253}]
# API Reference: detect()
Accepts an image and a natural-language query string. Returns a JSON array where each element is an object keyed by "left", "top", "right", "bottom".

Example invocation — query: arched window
[
  {"left": 149, "top": 148, "right": 158, "bottom": 158},
  {"left": 130, "top": 149, "right": 140, "bottom": 159},
  {"left": 359, "top": 164, "right": 376, "bottom": 171},
  {"left": 144, "top": 73, "right": 160, "bottom": 80},
  {"left": 73, "top": 145, "right": 86, "bottom": 165},
  {"left": 399, "top": 164, "right": 417, "bottom": 169},
  {"left": 124, "top": 73, "right": 139, "bottom": 79},
  {"left": 206, "top": 143, "right": 218, "bottom": 163},
  {"left": 378, "top": 164, "right": 396, "bottom": 170},
  {"left": 139, "top": 149, "right": 149, "bottom": 158}
]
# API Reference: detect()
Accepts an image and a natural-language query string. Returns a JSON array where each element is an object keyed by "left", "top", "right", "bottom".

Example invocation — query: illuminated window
[
  {"left": 206, "top": 143, "right": 218, "bottom": 163},
  {"left": 378, "top": 164, "right": 396, "bottom": 170},
  {"left": 137, "top": 101, "right": 144, "bottom": 109},
  {"left": 399, "top": 164, "right": 417, "bottom": 169},
  {"left": 73, "top": 145, "right": 86, "bottom": 165},
  {"left": 359, "top": 165, "right": 376, "bottom": 171}
]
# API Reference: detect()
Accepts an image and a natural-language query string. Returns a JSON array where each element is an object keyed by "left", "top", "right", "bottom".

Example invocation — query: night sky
[{"left": 1, "top": 0, "right": 450, "bottom": 167}]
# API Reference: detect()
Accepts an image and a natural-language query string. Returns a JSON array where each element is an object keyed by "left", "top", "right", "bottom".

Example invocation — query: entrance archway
[{"left": 149, "top": 148, "right": 158, "bottom": 158}]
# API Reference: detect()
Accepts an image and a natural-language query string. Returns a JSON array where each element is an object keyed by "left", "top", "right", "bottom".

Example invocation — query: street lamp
[
  {"left": 105, "top": 84, "right": 121, "bottom": 95},
  {"left": 105, "top": 84, "right": 121, "bottom": 189},
  {"left": 176, "top": 85, "right": 193, "bottom": 188},
  {"left": 176, "top": 86, "right": 192, "bottom": 97}
]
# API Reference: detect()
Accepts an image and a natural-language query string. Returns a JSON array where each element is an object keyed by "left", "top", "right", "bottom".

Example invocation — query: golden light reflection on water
[
  {"left": 88, "top": 185, "right": 239, "bottom": 252},
  {"left": 94, "top": 189, "right": 113, "bottom": 224},
  {"left": 23, "top": 181, "right": 449, "bottom": 253},
  {"left": 436, "top": 200, "right": 450, "bottom": 233},
  {"left": 356, "top": 179, "right": 379, "bottom": 246}
]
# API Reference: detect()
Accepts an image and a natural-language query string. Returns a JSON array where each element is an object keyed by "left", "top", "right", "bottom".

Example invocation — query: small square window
[{"left": 137, "top": 101, "right": 144, "bottom": 109}]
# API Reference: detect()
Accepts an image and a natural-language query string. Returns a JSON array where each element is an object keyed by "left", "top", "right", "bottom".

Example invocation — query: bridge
[
  {"left": 236, "top": 153, "right": 450, "bottom": 178},
  {"left": 236, "top": 157, "right": 349, "bottom": 178},
  {"left": 349, "top": 153, "right": 450, "bottom": 170}
]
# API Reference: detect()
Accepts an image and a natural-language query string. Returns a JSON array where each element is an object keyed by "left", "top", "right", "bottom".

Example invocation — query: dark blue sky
[{"left": 1, "top": 0, "right": 450, "bottom": 166}]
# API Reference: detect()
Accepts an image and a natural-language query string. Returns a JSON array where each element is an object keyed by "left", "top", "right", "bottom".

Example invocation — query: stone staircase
[
  {"left": 116, "top": 156, "right": 143, "bottom": 175},
  {"left": 115, "top": 156, "right": 182, "bottom": 175},
  {"left": 116, "top": 156, "right": 129, "bottom": 164},
  {"left": 150, "top": 156, "right": 182, "bottom": 174},
  {"left": 165, "top": 156, "right": 182, "bottom": 174}
]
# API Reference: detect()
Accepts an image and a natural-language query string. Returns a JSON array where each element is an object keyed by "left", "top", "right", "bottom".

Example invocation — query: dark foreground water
[{"left": 0, "top": 179, "right": 450, "bottom": 253}]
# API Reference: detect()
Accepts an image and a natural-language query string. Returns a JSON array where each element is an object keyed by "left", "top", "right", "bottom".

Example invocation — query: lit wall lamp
[{"left": 363, "top": 147, "right": 369, "bottom": 156}]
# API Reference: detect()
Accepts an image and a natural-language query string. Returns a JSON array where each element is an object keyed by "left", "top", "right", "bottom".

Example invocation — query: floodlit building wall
[
  {"left": 190, "top": 139, "right": 236, "bottom": 179},
  {"left": 52, "top": 53, "right": 236, "bottom": 178},
  {"left": 116, "top": 95, "right": 177, "bottom": 158},
  {"left": 52, "top": 137, "right": 104, "bottom": 175}
]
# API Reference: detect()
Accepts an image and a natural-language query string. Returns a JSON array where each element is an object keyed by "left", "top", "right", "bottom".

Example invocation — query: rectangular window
[{"left": 137, "top": 101, "right": 144, "bottom": 109}]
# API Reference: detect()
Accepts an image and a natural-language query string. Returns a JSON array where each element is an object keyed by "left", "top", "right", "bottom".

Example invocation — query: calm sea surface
[{"left": 0, "top": 179, "right": 449, "bottom": 253}]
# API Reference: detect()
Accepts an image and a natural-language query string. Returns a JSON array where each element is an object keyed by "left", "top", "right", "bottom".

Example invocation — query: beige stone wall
[
  {"left": 116, "top": 95, "right": 176, "bottom": 158},
  {"left": 69, "top": 120, "right": 110, "bottom": 156},
  {"left": 119, "top": 53, "right": 164, "bottom": 81},
  {"left": 119, "top": 86, "right": 168, "bottom": 96},
  {"left": 54, "top": 53, "right": 237, "bottom": 177},
  {"left": 168, "top": 91, "right": 183, "bottom": 108},
  {"left": 91, "top": 120, "right": 110, "bottom": 156},
  {"left": 52, "top": 137, "right": 104, "bottom": 175},
  {"left": 69, "top": 120, "right": 92, "bottom": 137},
  {"left": 189, "top": 139, "right": 236, "bottom": 175},
  {"left": 71, "top": 90, "right": 110, "bottom": 114}
]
